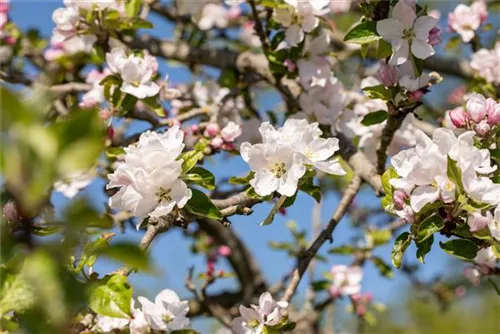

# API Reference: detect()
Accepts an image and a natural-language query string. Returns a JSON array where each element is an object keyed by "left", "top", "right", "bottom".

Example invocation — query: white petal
[
  {"left": 250, "top": 169, "right": 278, "bottom": 196},
  {"left": 377, "top": 18, "right": 404, "bottom": 41},
  {"left": 413, "top": 16, "right": 438, "bottom": 39},
  {"left": 314, "top": 160, "right": 346, "bottom": 175},
  {"left": 411, "top": 39, "right": 435, "bottom": 60},
  {"left": 392, "top": 0, "right": 416, "bottom": 29},
  {"left": 410, "top": 185, "right": 440, "bottom": 212},
  {"left": 301, "top": 13, "right": 318, "bottom": 33},
  {"left": 389, "top": 39, "right": 409, "bottom": 65},
  {"left": 285, "top": 24, "right": 305, "bottom": 46}
]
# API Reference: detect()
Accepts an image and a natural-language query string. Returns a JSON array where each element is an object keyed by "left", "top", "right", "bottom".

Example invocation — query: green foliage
[
  {"left": 180, "top": 150, "right": 204, "bottom": 173},
  {"left": 416, "top": 214, "right": 444, "bottom": 242},
  {"left": 447, "top": 156, "right": 464, "bottom": 194},
  {"left": 89, "top": 274, "right": 132, "bottom": 319},
  {"left": 229, "top": 172, "right": 254, "bottom": 185},
  {"left": 439, "top": 239, "right": 478, "bottom": 260},
  {"left": 371, "top": 256, "right": 394, "bottom": 278},
  {"left": 185, "top": 189, "right": 224, "bottom": 220},
  {"left": 362, "top": 85, "right": 393, "bottom": 101},
  {"left": 344, "top": 21, "right": 381, "bottom": 45},
  {"left": 182, "top": 167, "right": 216, "bottom": 190},
  {"left": 392, "top": 232, "right": 411, "bottom": 268},
  {"left": 416, "top": 235, "right": 434, "bottom": 264},
  {"left": 381, "top": 166, "right": 398, "bottom": 196}
]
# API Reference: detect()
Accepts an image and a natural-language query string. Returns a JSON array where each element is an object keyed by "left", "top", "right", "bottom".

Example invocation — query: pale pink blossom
[{"left": 329, "top": 265, "right": 363, "bottom": 296}]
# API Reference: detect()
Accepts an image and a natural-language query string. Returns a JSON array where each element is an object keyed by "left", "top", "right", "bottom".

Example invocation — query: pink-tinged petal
[
  {"left": 411, "top": 39, "right": 435, "bottom": 60},
  {"left": 155, "top": 289, "right": 180, "bottom": 305},
  {"left": 413, "top": 16, "right": 438, "bottom": 39},
  {"left": 376, "top": 18, "right": 404, "bottom": 42},
  {"left": 410, "top": 185, "right": 440, "bottom": 212},
  {"left": 392, "top": 0, "right": 416, "bottom": 29},
  {"left": 389, "top": 39, "right": 409, "bottom": 65},
  {"left": 341, "top": 283, "right": 361, "bottom": 296},
  {"left": 301, "top": 12, "right": 318, "bottom": 33},
  {"left": 285, "top": 24, "right": 304, "bottom": 46}
]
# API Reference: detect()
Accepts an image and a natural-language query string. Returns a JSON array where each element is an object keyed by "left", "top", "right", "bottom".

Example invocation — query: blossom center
[
  {"left": 248, "top": 319, "right": 260, "bottom": 328},
  {"left": 270, "top": 162, "right": 287, "bottom": 178},
  {"left": 162, "top": 312, "right": 173, "bottom": 324},
  {"left": 402, "top": 28, "right": 415, "bottom": 40},
  {"left": 156, "top": 187, "right": 172, "bottom": 203}
]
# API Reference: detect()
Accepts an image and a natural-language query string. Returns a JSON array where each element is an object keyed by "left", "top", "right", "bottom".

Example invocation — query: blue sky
[{"left": 8, "top": 0, "right": 492, "bottom": 330}]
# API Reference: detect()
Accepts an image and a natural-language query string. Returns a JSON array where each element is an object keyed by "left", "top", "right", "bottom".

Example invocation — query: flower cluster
[
  {"left": 203, "top": 121, "right": 242, "bottom": 150},
  {"left": 241, "top": 119, "right": 346, "bottom": 197},
  {"left": 106, "top": 47, "right": 160, "bottom": 99},
  {"left": 79, "top": 68, "right": 112, "bottom": 109},
  {"left": 376, "top": 0, "right": 438, "bottom": 66},
  {"left": 107, "top": 126, "right": 192, "bottom": 226},
  {"left": 470, "top": 41, "right": 500, "bottom": 86},
  {"left": 232, "top": 292, "right": 290, "bottom": 334},
  {"left": 464, "top": 247, "right": 498, "bottom": 285},
  {"left": 448, "top": 93, "right": 500, "bottom": 136},
  {"left": 95, "top": 289, "right": 190, "bottom": 333},
  {"left": 329, "top": 265, "right": 363, "bottom": 297},
  {"left": 448, "top": 0, "right": 487, "bottom": 43},
  {"left": 274, "top": 0, "right": 331, "bottom": 47}
]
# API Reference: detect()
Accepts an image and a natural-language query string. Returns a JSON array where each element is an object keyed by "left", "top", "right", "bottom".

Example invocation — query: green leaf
[
  {"left": 376, "top": 39, "right": 392, "bottom": 59},
  {"left": 371, "top": 256, "right": 394, "bottom": 278},
  {"left": 367, "top": 229, "right": 392, "bottom": 247},
  {"left": 439, "top": 239, "right": 478, "bottom": 260},
  {"left": 447, "top": 156, "right": 464, "bottom": 194},
  {"left": 99, "top": 74, "right": 122, "bottom": 87},
  {"left": 260, "top": 195, "right": 287, "bottom": 226},
  {"left": 362, "top": 84, "right": 392, "bottom": 100},
  {"left": 229, "top": 172, "right": 254, "bottom": 185},
  {"left": 361, "top": 110, "right": 388, "bottom": 126},
  {"left": 329, "top": 245, "right": 357, "bottom": 254},
  {"left": 89, "top": 242, "right": 151, "bottom": 271},
  {"left": 416, "top": 214, "right": 444, "bottom": 242},
  {"left": 121, "top": 94, "right": 138, "bottom": 112},
  {"left": 179, "top": 150, "right": 204, "bottom": 173},
  {"left": 89, "top": 274, "right": 132, "bottom": 319},
  {"left": 360, "top": 43, "right": 369, "bottom": 59},
  {"left": 185, "top": 189, "right": 223, "bottom": 220},
  {"left": 125, "top": 0, "right": 142, "bottom": 17},
  {"left": 344, "top": 21, "right": 381, "bottom": 45},
  {"left": 142, "top": 96, "right": 163, "bottom": 117},
  {"left": 411, "top": 56, "right": 424, "bottom": 76},
  {"left": 182, "top": 167, "right": 215, "bottom": 190},
  {"left": 381, "top": 166, "right": 398, "bottom": 196},
  {"left": 311, "top": 280, "right": 331, "bottom": 291},
  {"left": 218, "top": 69, "right": 238, "bottom": 88},
  {"left": 490, "top": 149, "right": 500, "bottom": 162},
  {"left": 416, "top": 234, "right": 433, "bottom": 263},
  {"left": 31, "top": 225, "right": 62, "bottom": 236},
  {"left": 391, "top": 232, "right": 411, "bottom": 268},
  {"left": 299, "top": 175, "right": 321, "bottom": 203}
]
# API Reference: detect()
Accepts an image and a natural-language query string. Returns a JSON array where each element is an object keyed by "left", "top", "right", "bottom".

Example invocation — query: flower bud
[
  {"left": 376, "top": 62, "right": 398, "bottom": 87},
  {"left": 4, "top": 36, "right": 15, "bottom": 45},
  {"left": 466, "top": 93, "right": 487, "bottom": 123},
  {"left": 190, "top": 124, "right": 200, "bottom": 134},
  {"left": 448, "top": 106, "right": 467, "bottom": 128},
  {"left": 217, "top": 245, "right": 231, "bottom": 257},
  {"left": 487, "top": 99, "right": 500, "bottom": 125},
  {"left": 408, "top": 90, "right": 424, "bottom": 102},
  {"left": 467, "top": 212, "right": 490, "bottom": 232},
  {"left": 284, "top": 59, "right": 296, "bottom": 72},
  {"left": 210, "top": 137, "right": 223, "bottom": 149},
  {"left": 3, "top": 201, "right": 21, "bottom": 222},
  {"left": 475, "top": 120, "right": 490, "bottom": 136},
  {"left": 393, "top": 190, "right": 407, "bottom": 209},
  {"left": 428, "top": 26, "right": 442, "bottom": 47},
  {"left": 205, "top": 123, "right": 220, "bottom": 137}
]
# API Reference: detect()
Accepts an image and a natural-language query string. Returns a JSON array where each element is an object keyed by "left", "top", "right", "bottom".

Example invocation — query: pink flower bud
[
  {"left": 4, "top": 36, "right": 15, "bottom": 45},
  {"left": 393, "top": 190, "right": 407, "bottom": 209},
  {"left": 466, "top": 93, "right": 487, "bottom": 123},
  {"left": 487, "top": 99, "right": 500, "bottom": 125},
  {"left": 376, "top": 62, "right": 398, "bottom": 87},
  {"left": 284, "top": 59, "right": 296, "bottom": 72},
  {"left": 210, "top": 137, "right": 224, "bottom": 149},
  {"left": 467, "top": 212, "right": 489, "bottom": 232},
  {"left": 217, "top": 245, "right": 231, "bottom": 257},
  {"left": 190, "top": 124, "right": 200, "bottom": 134},
  {"left": 0, "top": 0, "right": 10, "bottom": 13},
  {"left": 205, "top": 123, "right": 220, "bottom": 137},
  {"left": 408, "top": 90, "right": 424, "bottom": 102},
  {"left": 448, "top": 106, "right": 467, "bottom": 128},
  {"left": 475, "top": 120, "right": 490, "bottom": 136},
  {"left": 471, "top": 0, "right": 488, "bottom": 23},
  {"left": 455, "top": 286, "right": 467, "bottom": 298},
  {"left": 356, "top": 305, "right": 367, "bottom": 316},
  {"left": 428, "top": 26, "right": 441, "bottom": 47}
]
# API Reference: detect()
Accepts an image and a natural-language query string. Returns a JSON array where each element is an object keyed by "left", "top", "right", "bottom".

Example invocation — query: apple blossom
[
  {"left": 329, "top": 265, "right": 363, "bottom": 296},
  {"left": 54, "top": 170, "right": 94, "bottom": 198},
  {"left": 198, "top": 3, "right": 229, "bottom": 30},
  {"left": 448, "top": 1, "right": 487, "bottom": 43},
  {"left": 106, "top": 48, "right": 160, "bottom": 99},
  {"left": 448, "top": 106, "right": 467, "bottom": 128},
  {"left": 467, "top": 211, "right": 491, "bottom": 232},
  {"left": 377, "top": 0, "right": 438, "bottom": 65},
  {"left": 231, "top": 292, "right": 289, "bottom": 334},
  {"left": 488, "top": 206, "right": 500, "bottom": 241},
  {"left": 376, "top": 62, "right": 398, "bottom": 87},
  {"left": 220, "top": 121, "right": 242, "bottom": 142},
  {"left": 470, "top": 42, "right": 500, "bottom": 86},
  {"left": 466, "top": 93, "right": 488, "bottom": 123},
  {"left": 474, "top": 247, "right": 497, "bottom": 269},
  {"left": 138, "top": 289, "right": 190, "bottom": 332},
  {"left": 52, "top": 6, "right": 79, "bottom": 32},
  {"left": 95, "top": 315, "right": 129, "bottom": 333},
  {"left": 107, "top": 126, "right": 192, "bottom": 225},
  {"left": 464, "top": 266, "right": 482, "bottom": 286}
]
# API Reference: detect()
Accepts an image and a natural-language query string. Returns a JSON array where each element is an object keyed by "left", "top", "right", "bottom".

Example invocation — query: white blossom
[
  {"left": 96, "top": 315, "right": 129, "bottom": 333},
  {"left": 377, "top": 0, "right": 438, "bottom": 65},
  {"left": 107, "top": 127, "right": 192, "bottom": 226},
  {"left": 488, "top": 206, "right": 500, "bottom": 240},
  {"left": 231, "top": 292, "right": 288, "bottom": 334},
  {"left": 329, "top": 265, "right": 363, "bottom": 296},
  {"left": 54, "top": 170, "right": 94, "bottom": 198},
  {"left": 474, "top": 247, "right": 497, "bottom": 269},
  {"left": 470, "top": 42, "right": 500, "bottom": 86},
  {"left": 221, "top": 121, "right": 242, "bottom": 142},
  {"left": 137, "top": 289, "right": 190, "bottom": 332},
  {"left": 106, "top": 48, "right": 160, "bottom": 99},
  {"left": 197, "top": 3, "right": 229, "bottom": 30}
]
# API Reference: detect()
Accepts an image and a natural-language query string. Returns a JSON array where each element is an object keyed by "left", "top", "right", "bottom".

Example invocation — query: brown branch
[{"left": 282, "top": 176, "right": 362, "bottom": 302}]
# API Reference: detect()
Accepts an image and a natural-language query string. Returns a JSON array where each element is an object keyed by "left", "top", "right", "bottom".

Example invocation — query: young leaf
[
  {"left": 439, "top": 239, "right": 478, "bottom": 260},
  {"left": 447, "top": 156, "right": 464, "bottom": 193},
  {"left": 89, "top": 274, "right": 132, "bottom": 319},
  {"left": 185, "top": 189, "right": 223, "bottom": 220},
  {"left": 361, "top": 110, "right": 388, "bottom": 126},
  {"left": 125, "top": 0, "right": 142, "bottom": 17},
  {"left": 416, "top": 214, "right": 444, "bottom": 242},
  {"left": 260, "top": 195, "right": 287, "bottom": 226},
  {"left": 182, "top": 166, "right": 215, "bottom": 190},
  {"left": 344, "top": 21, "right": 381, "bottom": 45},
  {"left": 391, "top": 232, "right": 411, "bottom": 268},
  {"left": 229, "top": 172, "right": 254, "bottom": 185},
  {"left": 179, "top": 151, "right": 204, "bottom": 173},
  {"left": 311, "top": 280, "right": 331, "bottom": 291},
  {"left": 89, "top": 242, "right": 151, "bottom": 271},
  {"left": 329, "top": 245, "right": 357, "bottom": 254},
  {"left": 416, "top": 234, "right": 433, "bottom": 263},
  {"left": 381, "top": 166, "right": 398, "bottom": 196},
  {"left": 376, "top": 39, "right": 392, "bottom": 59},
  {"left": 142, "top": 96, "right": 164, "bottom": 117},
  {"left": 371, "top": 256, "right": 394, "bottom": 278},
  {"left": 362, "top": 85, "right": 392, "bottom": 100}
]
